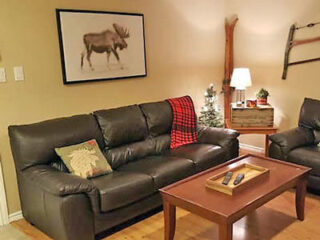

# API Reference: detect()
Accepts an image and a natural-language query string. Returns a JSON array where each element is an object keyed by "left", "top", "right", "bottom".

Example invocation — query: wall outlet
[
  {"left": 0, "top": 68, "right": 6, "bottom": 83},
  {"left": 14, "top": 66, "right": 24, "bottom": 81}
]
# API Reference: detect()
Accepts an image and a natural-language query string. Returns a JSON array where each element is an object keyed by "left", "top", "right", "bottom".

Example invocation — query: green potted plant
[{"left": 256, "top": 88, "right": 269, "bottom": 105}]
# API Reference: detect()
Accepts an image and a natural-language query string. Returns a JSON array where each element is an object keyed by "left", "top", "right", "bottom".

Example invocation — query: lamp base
[
  {"left": 236, "top": 101, "right": 244, "bottom": 107},
  {"left": 235, "top": 89, "right": 246, "bottom": 106}
]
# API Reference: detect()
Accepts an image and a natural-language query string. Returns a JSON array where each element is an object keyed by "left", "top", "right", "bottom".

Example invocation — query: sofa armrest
[
  {"left": 18, "top": 165, "right": 97, "bottom": 240},
  {"left": 22, "top": 165, "right": 99, "bottom": 213},
  {"left": 269, "top": 127, "right": 315, "bottom": 158},
  {"left": 197, "top": 126, "right": 240, "bottom": 148}
]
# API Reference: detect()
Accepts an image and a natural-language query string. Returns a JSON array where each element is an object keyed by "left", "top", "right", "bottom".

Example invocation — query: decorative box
[{"left": 231, "top": 103, "right": 274, "bottom": 127}]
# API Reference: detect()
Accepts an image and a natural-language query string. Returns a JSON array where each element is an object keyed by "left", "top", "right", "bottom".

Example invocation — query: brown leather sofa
[
  {"left": 9, "top": 100, "right": 239, "bottom": 240},
  {"left": 269, "top": 98, "right": 320, "bottom": 192}
]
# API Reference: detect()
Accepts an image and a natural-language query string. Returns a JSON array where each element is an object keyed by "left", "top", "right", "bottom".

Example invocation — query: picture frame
[{"left": 56, "top": 9, "right": 147, "bottom": 84}]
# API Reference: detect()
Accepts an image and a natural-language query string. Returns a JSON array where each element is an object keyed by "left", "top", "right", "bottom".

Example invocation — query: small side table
[{"left": 226, "top": 119, "right": 277, "bottom": 156}]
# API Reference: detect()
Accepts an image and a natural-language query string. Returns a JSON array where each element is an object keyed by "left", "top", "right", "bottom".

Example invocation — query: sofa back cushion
[
  {"left": 314, "top": 130, "right": 320, "bottom": 145},
  {"left": 139, "top": 101, "right": 173, "bottom": 137},
  {"left": 299, "top": 98, "right": 320, "bottom": 130},
  {"left": 94, "top": 105, "right": 148, "bottom": 149},
  {"left": 153, "top": 134, "right": 171, "bottom": 154},
  {"left": 104, "top": 134, "right": 171, "bottom": 169},
  {"left": 8, "top": 114, "right": 105, "bottom": 171},
  {"left": 105, "top": 139, "right": 155, "bottom": 169}
]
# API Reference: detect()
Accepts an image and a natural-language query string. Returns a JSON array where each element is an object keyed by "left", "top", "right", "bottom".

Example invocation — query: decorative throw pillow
[{"left": 55, "top": 139, "right": 112, "bottom": 179}]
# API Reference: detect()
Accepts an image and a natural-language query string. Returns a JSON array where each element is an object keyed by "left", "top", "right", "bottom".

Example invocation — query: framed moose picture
[{"left": 56, "top": 9, "right": 147, "bottom": 84}]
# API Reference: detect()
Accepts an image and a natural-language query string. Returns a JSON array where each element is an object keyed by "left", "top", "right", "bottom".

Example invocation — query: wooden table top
[{"left": 160, "top": 154, "right": 310, "bottom": 223}]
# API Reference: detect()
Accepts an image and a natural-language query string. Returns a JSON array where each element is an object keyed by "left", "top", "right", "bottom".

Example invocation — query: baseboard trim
[
  {"left": 240, "top": 143, "right": 264, "bottom": 153},
  {"left": 9, "top": 211, "right": 23, "bottom": 223}
]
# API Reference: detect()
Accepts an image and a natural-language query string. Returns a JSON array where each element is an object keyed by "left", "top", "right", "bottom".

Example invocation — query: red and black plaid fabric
[{"left": 167, "top": 96, "right": 198, "bottom": 149}]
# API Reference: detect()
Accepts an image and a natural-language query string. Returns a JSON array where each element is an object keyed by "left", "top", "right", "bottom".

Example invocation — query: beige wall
[
  {"left": 226, "top": 0, "right": 320, "bottom": 147},
  {"left": 0, "top": 0, "right": 226, "bottom": 214},
  {"left": 0, "top": 0, "right": 319, "bottom": 214}
]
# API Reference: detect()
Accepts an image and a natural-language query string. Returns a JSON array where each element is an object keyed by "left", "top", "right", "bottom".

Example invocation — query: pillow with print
[{"left": 55, "top": 139, "right": 112, "bottom": 179}]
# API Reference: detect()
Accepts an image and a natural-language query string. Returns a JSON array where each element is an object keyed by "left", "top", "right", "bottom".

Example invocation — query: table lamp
[{"left": 230, "top": 68, "right": 252, "bottom": 107}]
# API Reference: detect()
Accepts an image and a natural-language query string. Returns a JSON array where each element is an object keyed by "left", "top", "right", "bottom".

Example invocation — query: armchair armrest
[
  {"left": 22, "top": 165, "right": 99, "bottom": 213},
  {"left": 269, "top": 127, "right": 314, "bottom": 158},
  {"left": 197, "top": 126, "right": 240, "bottom": 148}
]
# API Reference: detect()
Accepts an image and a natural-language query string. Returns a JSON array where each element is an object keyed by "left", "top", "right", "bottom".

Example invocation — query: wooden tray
[{"left": 205, "top": 163, "right": 270, "bottom": 195}]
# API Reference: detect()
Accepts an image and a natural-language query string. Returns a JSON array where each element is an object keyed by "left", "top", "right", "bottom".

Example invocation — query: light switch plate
[
  {"left": 14, "top": 66, "right": 24, "bottom": 81},
  {"left": 0, "top": 68, "right": 6, "bottom": 83}
]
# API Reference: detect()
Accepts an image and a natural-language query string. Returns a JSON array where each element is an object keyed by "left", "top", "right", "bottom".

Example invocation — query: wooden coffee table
[{"left": 160, "top": 154, "right": 311, "bottom": 240}]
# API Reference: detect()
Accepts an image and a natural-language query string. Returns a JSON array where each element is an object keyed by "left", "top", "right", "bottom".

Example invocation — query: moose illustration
[{"left": 81, "top": 23, "right": 130, "bottom": 71}]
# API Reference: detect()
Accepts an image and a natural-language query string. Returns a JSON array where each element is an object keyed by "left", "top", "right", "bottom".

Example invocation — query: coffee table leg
[
  {"left": 219, "top": 223, "right": 233, "bottom": 240},
  {"left": 163, "top": 199, "right": 176, "bottom": 240},
  {"left": 265, "top": 134, "right": 269, "bottom": 157},
  {"left": 296, "top": 175, "right": 307, "bottom": 221}
]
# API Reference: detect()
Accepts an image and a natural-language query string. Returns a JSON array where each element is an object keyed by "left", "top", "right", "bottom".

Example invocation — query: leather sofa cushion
[
  {"left": 94, "top": 105, "right": 148, "bottom": 149},
  {"left": 90, "top": 171, "right": 154, "bottom": 212},
  {"left": 153, "top": 134, "right": 171, "bottom": 154},
  {"left": 139, "top": 101, "right": 173, "bottom": 137},
  {"left": 288, "top": 146, "right": 320, "bottom": 176},
  {"left": 105, "top": 139, "right": 155, "bottom": 169},
  {"left": 118, "top": 155, "right": 195, "bottom": 189},
  {"left": 314, "top": 130, "right": 320, "bottom": 145},
  {"left": 50, "top": 160, "right": 69, "bottom": 172},
  {"left": 269, "top": 127, "right": 314, "bottom": 156},
  {"left": 299, "top": 98, "right": 320, "bottom": 130},
  {"left": 307, "top": 174, "right": 320, "bottom": 192},
  {"left": 104, "top": 135, "right": 171, "bottom": 169},
  {"left": 8, "top": 114, "right": 105, "bottom": 171},
  {"left": 165, "top": 143, "right": 226, "bottom": 172}
]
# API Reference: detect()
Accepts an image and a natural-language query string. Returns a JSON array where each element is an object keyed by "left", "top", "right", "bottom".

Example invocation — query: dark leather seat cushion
[
  {"left": 165, "top": 143, "right": 226, "bottom": 172},
  {"left": 118, "top": 156, "right": 195, "bottom": 189},
  {"left": 288, "top": 146, "right": 320, "bottom": 176},
  {"left": 90, "top": 171, "right": 154, "bottom": 212}
]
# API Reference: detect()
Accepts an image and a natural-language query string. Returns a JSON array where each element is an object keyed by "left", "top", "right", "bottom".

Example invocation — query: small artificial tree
[{"left": 198, "top": 83, "right": 224, "bottom": 128}]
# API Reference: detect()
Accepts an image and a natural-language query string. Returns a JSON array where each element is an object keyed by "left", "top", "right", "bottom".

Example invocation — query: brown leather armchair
[{"left": 269, "top": 98, "right": 320, "bottom": 192}]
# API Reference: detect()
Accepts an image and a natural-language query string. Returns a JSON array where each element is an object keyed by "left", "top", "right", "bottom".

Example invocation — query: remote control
[
  {"left": 233, "top": 173, "right": 245, "bottom": 185},
  {"left": 222, "top": 172, "right": 233, "bottom": 185}
]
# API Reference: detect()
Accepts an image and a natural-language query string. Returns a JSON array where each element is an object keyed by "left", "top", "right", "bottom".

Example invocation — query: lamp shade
[{"left": 230, "top": 68, "right": 252, "bottom": 90}]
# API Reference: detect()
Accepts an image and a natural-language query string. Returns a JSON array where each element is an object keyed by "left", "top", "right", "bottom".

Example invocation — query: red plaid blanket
[{"left": 167, "top": 96, "right": 198, "bottom": 149}]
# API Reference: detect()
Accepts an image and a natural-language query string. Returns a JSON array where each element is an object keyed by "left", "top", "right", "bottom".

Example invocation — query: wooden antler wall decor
[
  {"left": 282, "top": 21, "right": 320, "bottom": 80},
  {"left": 223, "top": 16, "right": 238, "bottom": 125}
]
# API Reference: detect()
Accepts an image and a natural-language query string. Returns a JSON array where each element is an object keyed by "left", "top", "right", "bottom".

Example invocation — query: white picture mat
[{"left": 58, "top": 11, "right": 146, "bottom": 82}]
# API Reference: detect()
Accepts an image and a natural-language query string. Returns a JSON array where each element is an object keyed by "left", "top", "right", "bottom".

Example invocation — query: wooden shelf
[{"left": 225, "top": 119, "right": 278, "bottom": 156}]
